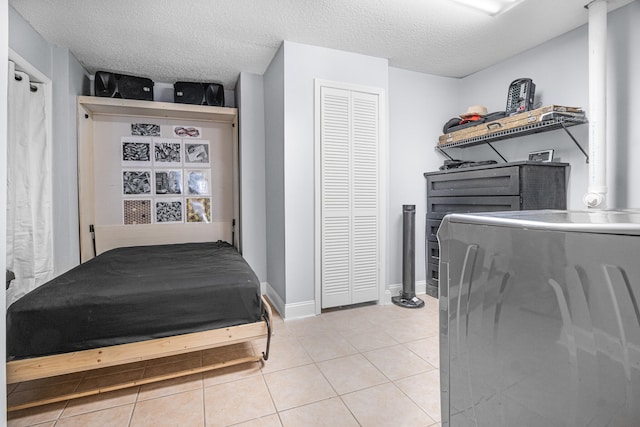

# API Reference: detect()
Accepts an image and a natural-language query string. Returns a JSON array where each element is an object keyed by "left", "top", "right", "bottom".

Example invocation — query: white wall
[
  {"left": 455, "top": 25, "right": 590, "bottom": 209},
  {"left": 9, "top": 6, "right": 89, "bottom": 277},
  {"left": 456, "top": 1, "right": 640, "bottom": 209},
  {"left": 51, "top": 47, "right": 89, "bottom": 275},
  {"left": 2, "top": 0, "right": 9, "bottom": 417},
  {"left": 8, "top": 6, "right": 49, "bottom": 77},
  {"left": 282, "top": 41, "right": 389, "bottom": 307},
  {"left": 604, "top": 0, "right": 640, "bottom": 208},
  {"left": 263, "top": 45, "right": 287, "bottom": 307},
  {"left": 387, "top": 68, "right": 459, "bottom": 287},
  {"left": 236, "top": 72, "right": 267, "bottom": 283}
]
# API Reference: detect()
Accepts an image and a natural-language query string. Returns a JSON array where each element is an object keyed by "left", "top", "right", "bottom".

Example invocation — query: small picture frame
[
  {"left": 173, "top": 125, "right": 202, "bottom": 139},
  {"left": 122, "top": 170, "right": 152, "bottom": 195},
  {"left": 155, "top": 198, "right": 184, "bottom": 223},
  {"left": 186, "top": 197, "right": 212, "bottom": 223},
  {"left": 131, "top": 123, "right": 160, "bottom": 137},
  {"left": 528, "top": 149, "right": 554, "bottom": 162},
  {"left": 153, "top": 138, "right": 182, "bottom": 166},
  {"left": 185, "top": 169, "right": 211, "bottom": 196},
  {"left": 123, "top": 199, "right": 152, "bottom": 225},
  {"left": 155, "top": 170, "right": 182, "bottom": 195},
  {"left": 184, "top": 141, "right": 210, "bottom": 166},
  {"left": 121, "top": 137, "right": 152, "bottom": 166}
]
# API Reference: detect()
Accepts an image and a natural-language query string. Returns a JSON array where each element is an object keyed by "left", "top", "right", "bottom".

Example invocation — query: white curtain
[{"left": 6, "top": 60, "right": 54, "bottom": 306}]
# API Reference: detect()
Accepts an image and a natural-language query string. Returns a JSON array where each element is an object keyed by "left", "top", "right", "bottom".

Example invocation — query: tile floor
[{"left": 7, "top": 294, "right": 441, "bottom": 427}]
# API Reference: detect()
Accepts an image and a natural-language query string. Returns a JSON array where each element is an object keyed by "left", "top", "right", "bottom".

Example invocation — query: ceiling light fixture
[{"left": 449, "top": 0, "right": 525, "bottom": 16}]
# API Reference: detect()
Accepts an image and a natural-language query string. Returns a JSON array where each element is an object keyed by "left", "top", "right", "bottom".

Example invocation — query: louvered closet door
[{"left": 320, "top": 87, "right": 380, "bottom": 309}]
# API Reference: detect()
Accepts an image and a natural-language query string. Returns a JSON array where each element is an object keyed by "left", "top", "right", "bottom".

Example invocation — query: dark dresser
[{"left": 423, "top": 161, "right": 568, "bottom": 297}]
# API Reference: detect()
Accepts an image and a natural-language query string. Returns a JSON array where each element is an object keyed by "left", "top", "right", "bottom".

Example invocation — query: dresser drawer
[
  {"left": 426, "top": 219, "right": 441, "bottom": 241},
  {"left": 427, "top": 196, "right": 521, "bottom": 220},
  {"left": 426, "top": 166, "right": 519, "bottom": 197},
  {"left": 427, "top": 261, "right": 439, "bottom": 285},
  {"left": 427, "top": 240, "right": 440, "bottom": 263}
]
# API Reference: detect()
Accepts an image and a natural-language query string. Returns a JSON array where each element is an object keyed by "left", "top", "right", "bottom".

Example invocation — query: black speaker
[
  {"left": 174, "top": 82, "right": 204, "bottom": 105},
  {"left": 204, "top": 83, "right": 225, "bottom": 107},
  {"left": 94, "top": 71, "right": 154, "bottom": 101},
  {"left": 174, "top": 82, "right": 225, "bottom": 106}
]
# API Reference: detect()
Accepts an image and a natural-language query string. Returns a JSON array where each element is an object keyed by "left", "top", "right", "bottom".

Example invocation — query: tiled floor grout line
[
  {"left": 126, "top": 394, "right": 136, "bottom": 427},
  {"left": 335, "top": 394, "right": 364, "bottom": 427},
  {"left": 256, "top": 369, "right": 278, "bottom": 423},
  {"left": 200, "top": 378, "right": 206, "bottom": 427}
]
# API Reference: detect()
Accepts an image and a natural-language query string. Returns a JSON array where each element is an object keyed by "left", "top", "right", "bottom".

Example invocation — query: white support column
[{"left": 583, "top": 0, "right": 608, "bottom": 209}]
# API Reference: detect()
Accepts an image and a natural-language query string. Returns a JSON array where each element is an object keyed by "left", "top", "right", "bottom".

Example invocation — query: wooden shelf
[
  {"left": 436, "top": 114, "right": 588, "bottom": 163},
  {"left": 78, "top": 96, "right": 237, "bottom": 123},
  {"left": 437, "top": 115, "right": 587, "bottom": 150}
]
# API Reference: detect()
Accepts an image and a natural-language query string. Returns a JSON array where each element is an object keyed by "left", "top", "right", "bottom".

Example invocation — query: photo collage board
[{"left": 121, "top": 123, "right": 213, "bottom": 225}]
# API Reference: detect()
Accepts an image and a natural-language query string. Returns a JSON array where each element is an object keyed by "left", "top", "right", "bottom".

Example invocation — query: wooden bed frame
[
  {"left": 5, "top": 98, "right": 268, "bottom": 413},
  {"left": 6, "top": 296, "right": 272, "bottom": 412}
]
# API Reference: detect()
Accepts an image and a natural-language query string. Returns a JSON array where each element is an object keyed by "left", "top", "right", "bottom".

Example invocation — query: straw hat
[{"left": 460, "top": 105, "right": 488, "bottom": 117}]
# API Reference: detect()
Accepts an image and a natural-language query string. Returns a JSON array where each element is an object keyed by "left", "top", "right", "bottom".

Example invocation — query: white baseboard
[
  {"left": 284, "top": 300, "right": 316, "bottom": 320},
  {"left": 263, "top": 283, "right": 317, "bottom": 320},
  {"left": 264, "top": 283, "right": 285, "bottom": 318},
  {"left": 267, "top": 282, "right": 428, "bottom": 319}
]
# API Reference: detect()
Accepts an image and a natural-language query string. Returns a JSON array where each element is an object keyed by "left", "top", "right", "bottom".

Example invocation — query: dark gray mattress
[{"left": 7, "top": 241, "right": 262, "bottom": 361}]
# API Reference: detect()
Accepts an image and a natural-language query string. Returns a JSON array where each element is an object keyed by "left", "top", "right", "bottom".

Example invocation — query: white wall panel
[
  {"left": 283, "top": 41, "right": 388, "bottom": 305},
  {"left": 237, "top": 72, "right": 268, "bottom": 282},
  {"left": 388, "top": 67, "right": 459, "bottom": 287},
  {"left": 263, "top": 45, "right": 287, "bottom": 303}
]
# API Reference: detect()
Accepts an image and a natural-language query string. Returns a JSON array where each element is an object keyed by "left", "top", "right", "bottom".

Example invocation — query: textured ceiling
[{"left": 9, "top": 0, "right": 636, "bottom": 89}]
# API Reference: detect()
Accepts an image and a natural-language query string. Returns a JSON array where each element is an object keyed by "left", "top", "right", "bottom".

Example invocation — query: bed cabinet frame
[
  {"left": 76, "top": 96, "right": 241, "bottom": 260},
  {"left": 5, "top": 97, "right": 270, "bottom": 412}
]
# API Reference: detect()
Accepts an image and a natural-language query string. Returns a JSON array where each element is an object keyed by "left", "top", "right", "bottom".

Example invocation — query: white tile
[
  {"left": 297, "top": 333, "right": 358, "bottom": 362},
  {"left": 404, "top": 335, "right": 440, "bottom": 368},
  {"left": 279, "top": 397, "right": 359, "bottom": 427},
  {"left": 130, "top": 389, "right": 204, "bottom": 427},
  {"left": 395, "top": 369, "right": 442, "bottom": 422},
  {"left": 204, "top": 376, "right": 275, "bottom": 427},
  {"left": 263, "top": 364, "right": 336, "bottom": 411},
  {"left": 364, "top": 344, "right": 435, "bottom": 380},
  {"left": 342, "top": 382, "right": 435, "bottom": 426},
  {"left": 55, "top": 404, "right": 134, "bottom": 427},
  {"left": 317, "top": 354, "right": 388, "bottom": 394},
  {"left": 343, "top": 329, "right": 399, "bottom": 352}
]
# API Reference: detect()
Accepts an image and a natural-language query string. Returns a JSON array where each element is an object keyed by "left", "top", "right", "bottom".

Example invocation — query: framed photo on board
[
  {"left": 154, "top": 198, "right": 184, "bottom": 223},
  {"left": 121, "top": 137, "right": 152, "bottom": 166},
  {"left": 184, "top": 141, "right": 210, "bottom": 166}
]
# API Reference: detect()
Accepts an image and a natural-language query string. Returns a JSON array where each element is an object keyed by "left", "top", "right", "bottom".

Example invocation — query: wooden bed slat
[{"left": 8, "top": 355, "right": 262, "bottom": 412}]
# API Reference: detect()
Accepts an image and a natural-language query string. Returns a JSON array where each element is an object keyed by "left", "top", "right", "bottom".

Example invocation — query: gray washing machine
[{"left": 438, "top": 210, "right": 640, "bottom": 426}]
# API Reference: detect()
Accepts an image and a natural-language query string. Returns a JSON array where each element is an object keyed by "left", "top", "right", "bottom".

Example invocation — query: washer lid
[{"left": 443, "top": 209, "right": 640, "bottom": 236}]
